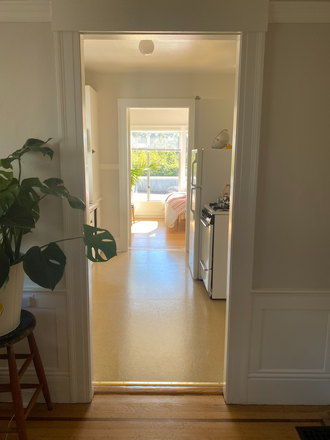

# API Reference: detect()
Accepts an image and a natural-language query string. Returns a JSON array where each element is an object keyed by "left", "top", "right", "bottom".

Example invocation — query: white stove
[{"left": 199, "top": 203, "right": 229, "bottom": 299}]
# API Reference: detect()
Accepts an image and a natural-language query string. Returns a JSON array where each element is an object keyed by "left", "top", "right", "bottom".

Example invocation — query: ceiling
[{"left": 83, "top": 38, "right": 238, "bottom": 74}]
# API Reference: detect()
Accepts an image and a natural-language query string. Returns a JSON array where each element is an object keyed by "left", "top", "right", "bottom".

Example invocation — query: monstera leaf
[
  {"left": 83, "top": 225, "right": 117, "bottom": 262},
  {"left": 0, "top": 182, "right": 20, "bottom": 216},
  {"left": 0, "top": 168, "right": 14, "bottom": 191},
  {"left": 0, "top": 204, "right": 35, "bottom": 229},
  {"left": 5, "top": 138, "right": 53, "bottom": 164},
  {"left": 23, "top": 242, "right": 66, "bottom": 290},
  {"left": 19, "top": 180, "right": 41, "bottom": 222},
  {"left": 40, "top": 178, "right": 85, "bottom": 211}
]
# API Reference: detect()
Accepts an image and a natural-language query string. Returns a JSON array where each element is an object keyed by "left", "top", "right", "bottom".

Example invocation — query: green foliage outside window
[{"left": 132, "top": 150, "right": 179, "bottom": 177}]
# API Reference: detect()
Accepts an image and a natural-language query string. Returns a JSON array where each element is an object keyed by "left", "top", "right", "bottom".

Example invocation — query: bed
[{"left": 164, "top": 191, "right": 187, "bottom": 229}]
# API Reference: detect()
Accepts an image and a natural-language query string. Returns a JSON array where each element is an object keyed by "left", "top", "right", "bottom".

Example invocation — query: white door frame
[
  {"left": 54, "top": 30, "right": 265, "bottom": 403},
  {"left": 118, "top": 98, "right": 195, "bottom": 252}
]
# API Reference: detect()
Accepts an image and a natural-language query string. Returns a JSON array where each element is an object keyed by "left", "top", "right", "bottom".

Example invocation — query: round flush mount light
[{"left": 139, "top": 40, "right": 154, "bottom": 56}]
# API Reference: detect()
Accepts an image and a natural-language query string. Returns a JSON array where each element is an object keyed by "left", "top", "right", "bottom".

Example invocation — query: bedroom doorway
[
  {"left": 129, "top": 107, "right": 189, "bottom": 251},
  {"left": 118, "top": 98, "right": 195, "bottom": 252}
]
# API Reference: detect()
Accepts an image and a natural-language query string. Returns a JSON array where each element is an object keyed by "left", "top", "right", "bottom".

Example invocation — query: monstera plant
[{"left": 0, "top": 138, "right": 117, "bottom": 290}]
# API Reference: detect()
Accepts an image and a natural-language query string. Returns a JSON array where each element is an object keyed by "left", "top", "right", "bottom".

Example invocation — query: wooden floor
[
  {"left": 130, "top": 218, "right": 185, "bottom": 250},
  {"left": 1, "top": 387, "right": 330, "bottom": 439}
]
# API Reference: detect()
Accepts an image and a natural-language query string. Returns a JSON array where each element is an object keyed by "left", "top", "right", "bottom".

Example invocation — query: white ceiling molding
[
  {"left": 0, "top": 1, "right": 330, "bottom": 24},
  {"left": 269, "top": 1, "right": 330, "bottom": 23},
  {"left": 0, "top": 1, "right": 51, "bottom": 22},
  {"left": 51, "top": 0, "right": 268, "bottom": 32}
]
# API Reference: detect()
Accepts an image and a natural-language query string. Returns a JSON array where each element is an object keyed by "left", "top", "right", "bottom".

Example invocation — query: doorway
[
  {"left": 83, "top": 35, "right": 238, "bottom": 385},
  {"left": 129, "top": 107, "right": 189, "bottom": 251},
  {"left": 54, "top": 20, "right": 266, "bottom": 400}
]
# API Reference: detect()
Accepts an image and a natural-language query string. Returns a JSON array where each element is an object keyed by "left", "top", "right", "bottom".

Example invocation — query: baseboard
[
  {"left": 94, "top": 384, "right": 223, "bottom": 395},
  {"left": 248, "top": 377, "right": 330, "bottom": 405}
]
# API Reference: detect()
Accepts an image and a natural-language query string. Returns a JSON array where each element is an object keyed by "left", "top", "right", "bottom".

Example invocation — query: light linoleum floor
[
  {"left": 130, "top": 218, "right": 185, "bottom": 250},
  {"left": 92, "top": 249, "right": 226, "bottom": 383}
]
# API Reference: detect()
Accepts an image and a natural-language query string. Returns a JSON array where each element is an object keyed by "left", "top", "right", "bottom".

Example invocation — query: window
[{"left": 131, "top": 127, "right": 187, "bottom": 202}]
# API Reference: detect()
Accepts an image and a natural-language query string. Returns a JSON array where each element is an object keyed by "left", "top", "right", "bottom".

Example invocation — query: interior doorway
[
  {"left": 129, "top": 107, "right": 189, "bottom": 251},
  {"left": 82, "top": 34, "right": 238, "bottom": 385}
]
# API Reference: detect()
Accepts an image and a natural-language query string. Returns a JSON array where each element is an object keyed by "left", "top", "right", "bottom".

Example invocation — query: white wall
[
  {"left": 248, "top": 23, "right": 330, "bottom": 404},
  {"left": 254, "top": 23, "right": 330, "bottom": 289},
  {"left": 85, "top": 71, "right": 236, "bottom": 243},
  {"left": 130, "top": 108, "right": 189, "bottom": 126},
  {"left": 0, "top": 22, "right": 71, "bottom": 402},
  {"left": 0, "top": 23, "right": 62, "bottom": 275},
  {"left": 2, "top": 4, "right": 330, "bottom": 405}
]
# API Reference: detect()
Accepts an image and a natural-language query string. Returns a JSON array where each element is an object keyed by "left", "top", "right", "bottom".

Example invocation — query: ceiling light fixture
[{"left": 139, "top": 40, "right": 154, "bottom": 56}]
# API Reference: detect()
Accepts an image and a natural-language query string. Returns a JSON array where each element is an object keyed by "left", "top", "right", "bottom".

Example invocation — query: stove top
[{"left": 203, "top": 203, "right": 229, "bottom": 216}]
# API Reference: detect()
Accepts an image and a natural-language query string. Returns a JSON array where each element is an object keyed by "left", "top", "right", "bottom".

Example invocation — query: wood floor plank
[
  {"left": 21, "top": 405, "right": 330, "bottom": 421},
  {"left": 20, "top": 422, "right": 323, "bottom": 440},
  {"left": 1, "top": 391, "right": 329, "bottom": 439}
]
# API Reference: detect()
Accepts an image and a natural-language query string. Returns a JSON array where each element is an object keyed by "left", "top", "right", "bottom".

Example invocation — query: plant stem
[
  {"left": 18, "top": 159, "right": 22, "bottom": 183},
  {"left": 14, "top": 229, "right": 23, "bottom": 261},
  {"left": 40, "top": 235, "right": 84, "bottom": 249}
]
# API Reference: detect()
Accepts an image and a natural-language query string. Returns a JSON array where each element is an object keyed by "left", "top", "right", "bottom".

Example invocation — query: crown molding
[
  {"left": 0, "top": 1, "right": 51, "bottom": 22},
  {"left": 0, "top": 1, "right": 329, "bottom": 24},
  {"left": 269, "top": 1, "right": 330, "bottom": 23}
]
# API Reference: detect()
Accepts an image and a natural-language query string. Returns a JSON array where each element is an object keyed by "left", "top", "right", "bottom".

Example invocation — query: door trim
[
  {"left": 224, "top": 32, "right": 265, "bottom": 403},
  {"left": 54, "top": 30, "right": 265, "bottom": 403},
  {"left": 118, "top": 98, "right": 195, "bottom": 252}
]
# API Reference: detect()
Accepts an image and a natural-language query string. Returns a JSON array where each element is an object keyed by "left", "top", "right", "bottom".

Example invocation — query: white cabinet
[{"left": 85, "top": 85, "right": 101, "bottom": 204}]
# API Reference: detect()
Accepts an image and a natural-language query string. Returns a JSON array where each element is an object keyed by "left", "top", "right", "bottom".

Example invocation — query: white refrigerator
[{"left": 188, "top": 149, "right": 232, "bottom": 279}]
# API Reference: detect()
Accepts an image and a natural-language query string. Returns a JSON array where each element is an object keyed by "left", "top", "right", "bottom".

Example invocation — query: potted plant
[{"left": 0, "top": 138, "right": 116, "bottom": 336}]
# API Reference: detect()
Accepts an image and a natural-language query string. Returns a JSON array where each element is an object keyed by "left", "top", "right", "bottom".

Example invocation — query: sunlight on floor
[
  {"left": 131, "top": 220, "right": 159, "bottom": 234},
  {"left": 131, "top": 218, "right": 185, "bottom": 250}
]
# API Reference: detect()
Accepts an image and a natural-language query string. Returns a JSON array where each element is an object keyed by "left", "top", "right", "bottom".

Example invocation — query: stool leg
[
  {"left": 27, "top": 333, "right": 53, "bottom": 411},
  {"left": 7, "top": 345, "right": 27, "bottom": 440}
]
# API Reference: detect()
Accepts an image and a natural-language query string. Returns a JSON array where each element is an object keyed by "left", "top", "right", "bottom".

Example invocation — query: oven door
[{"left": 199, "top": 217, "right": 213, "bottom": 295}]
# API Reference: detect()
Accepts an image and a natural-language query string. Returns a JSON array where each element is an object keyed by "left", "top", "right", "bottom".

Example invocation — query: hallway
[{"left": 92, "top": 250, "right": 226, "bottom": 383}]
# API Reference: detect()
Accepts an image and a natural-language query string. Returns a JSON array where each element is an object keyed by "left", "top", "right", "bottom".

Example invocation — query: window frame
[{"left": 131, "top": 125, "right": 188, "bottom": 202}]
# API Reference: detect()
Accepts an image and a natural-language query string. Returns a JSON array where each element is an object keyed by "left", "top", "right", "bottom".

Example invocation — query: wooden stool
[{"left": 0, "top": 309, "right": 53, "bottom": 440}]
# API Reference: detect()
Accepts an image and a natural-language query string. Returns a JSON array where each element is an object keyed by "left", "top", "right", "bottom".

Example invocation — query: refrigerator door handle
[
  {"left": 190, "top": 186, "right": 202, "bottom": 215},
  {"left": 190, "top": 187, "right": 195, "bottom": 215},
  {"left": 191, "top": 157, "right": 197, "bottom": 185}
]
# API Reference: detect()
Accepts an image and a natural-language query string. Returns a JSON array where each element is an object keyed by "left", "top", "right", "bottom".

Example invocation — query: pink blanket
[{"left": 165, "top": 192, "right": 186, "bottom": 215}]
